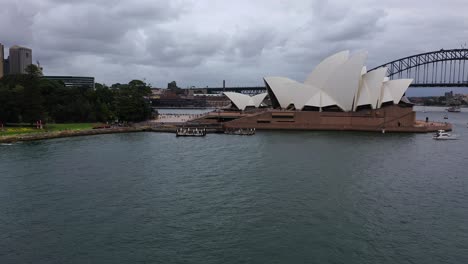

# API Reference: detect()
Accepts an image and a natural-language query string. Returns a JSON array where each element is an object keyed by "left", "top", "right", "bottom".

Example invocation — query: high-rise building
[
  {"left": 0, "top": 43, "right": 4, "bottom": 79},
  {"left": 9, "top": 45, "right": 32, "bottom": 74},
  {"left": 4, "top": 59, "right": 9, "bottom": 76},
  {"left": 44, "top": 76, "right": 95, "bottom": 89}
]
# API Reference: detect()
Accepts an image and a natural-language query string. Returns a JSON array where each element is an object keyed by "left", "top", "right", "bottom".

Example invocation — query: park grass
[
  {"left": 45, "top": 123, "right": 95, "bottom": 131},
  {"left": 0, "top": 123, "right": 97, "bottom": 137}
]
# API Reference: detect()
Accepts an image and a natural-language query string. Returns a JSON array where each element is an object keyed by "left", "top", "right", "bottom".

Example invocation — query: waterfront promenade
[{"left": 0, "top": 112, "right": 217, "bottom": 143}]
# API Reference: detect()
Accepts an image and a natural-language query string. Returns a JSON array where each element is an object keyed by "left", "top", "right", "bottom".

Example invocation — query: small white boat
[
  {"left": 446, "top": 106, "right": 461, "bottom": 112},
  {"left": 433, "top": 130, "right": 458, "bottom": 140}
]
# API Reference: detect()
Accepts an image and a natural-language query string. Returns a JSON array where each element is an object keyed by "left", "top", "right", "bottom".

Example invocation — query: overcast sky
[{"left": 1, "top": 0, "right": 468, "bottom": 91}]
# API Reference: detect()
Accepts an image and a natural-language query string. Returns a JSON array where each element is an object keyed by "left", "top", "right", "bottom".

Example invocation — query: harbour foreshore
[
  {"left": 0, "top": 126, "right": 171, "bottom": 144},
  {"left": 1, "top": 106, "right": 455, "bottom": 143},
  {"left": 0, "top": 123, "right": 226, "bottom": 143}
]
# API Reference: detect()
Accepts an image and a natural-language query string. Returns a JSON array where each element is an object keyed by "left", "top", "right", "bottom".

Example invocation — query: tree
[
  {"left": 114, "top": 80, "right": 152, "bottom": 122},
  {"left": 0, "top": 83, "right": 24, "bottom": 123},
  {"left": 25, "top": 64, "right": 43, "bottom": 78},
  {"left": 22, "top": 83, "right": 44, "bottom": 123},
  {"left": 129, "top": 79, "right": 146, "bottom": 88},
  {"left": 0, "top": 76, "right": 154, "bottom": 124},
  {"left": 94, "top": 83, "right": 115, "bottom": 121}
]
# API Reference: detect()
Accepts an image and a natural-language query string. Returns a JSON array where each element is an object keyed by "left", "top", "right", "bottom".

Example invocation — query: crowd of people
[{"left": 152, "top": 113, "right": 205, "bottom": 123}]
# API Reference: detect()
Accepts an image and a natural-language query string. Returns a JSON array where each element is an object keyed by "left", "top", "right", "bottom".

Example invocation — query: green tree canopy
[
  {"left": 25, "top": 64, "right": 43, "bottom": 78},
  {"left": 113, "top": 80, "right": 152, "bottom": 122},
  {"left": 0, "top": 77, "right": 152, "bottom": 123}
]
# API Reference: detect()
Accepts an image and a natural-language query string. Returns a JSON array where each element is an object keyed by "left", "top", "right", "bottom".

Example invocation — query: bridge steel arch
[{"left": 369, "top": 49, "right": 468, "bottom": 87}]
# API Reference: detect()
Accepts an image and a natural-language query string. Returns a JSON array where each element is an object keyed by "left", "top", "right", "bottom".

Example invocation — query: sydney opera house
[{"left": 200, "top": 51, "right": 451, "bottom": 132}]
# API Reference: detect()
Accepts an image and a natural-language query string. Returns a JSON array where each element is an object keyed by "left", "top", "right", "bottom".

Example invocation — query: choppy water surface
[{"left": 1, "top": 109, "right": 468, "bottom": 263}]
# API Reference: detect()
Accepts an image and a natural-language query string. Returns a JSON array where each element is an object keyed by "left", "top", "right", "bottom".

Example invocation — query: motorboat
[
  {"left": 433, "top": 130, "right": 458, "bottom": 140},
  {"left": 446, "top": 106, "right": 461, "bottom": 112}
]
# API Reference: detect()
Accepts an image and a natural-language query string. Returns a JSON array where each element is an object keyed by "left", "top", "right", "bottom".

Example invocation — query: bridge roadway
[
  {"left": 199, "top": 83, "right": 468, "bottom": 95},
  {"left": 200, "top": 86, "right": 267, "bottom": 95}
]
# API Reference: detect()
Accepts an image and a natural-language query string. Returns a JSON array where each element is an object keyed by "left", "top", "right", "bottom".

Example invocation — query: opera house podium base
[{"left": 217, "top": 105, "right": 451, "bottom": 133}]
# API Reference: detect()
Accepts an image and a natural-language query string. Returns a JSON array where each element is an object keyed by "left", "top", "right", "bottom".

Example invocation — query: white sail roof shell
[
  {"left": 377, "top": 79, "right": 412, "bottom": 108},
  {"left": 224, "top": 92, "right": 253, "bottom": 110},
  {"left": 386, "top": 79, "right": 413, "bottom": 104},
  {"left": 252, "top": 93, "right": 268, "bottom": 107},
  {"left": 379, "top": 83, "right": 395, "bottom": 107},
  {"left": 264, "top": 77, "right": 320, "bottom": 110},
  {"left": 357, "top": 67, "right": 387, "bottom": 109},
  {"left": 361, "top": 66, "right": 367, "bottom": 75},
  {"left": 223, "top": 92, "right": 268, "bottom": 110},
  {"left": 304, "top": 91, "right": 337, "bottom": 108},
  {"left": 304, "top": 50, "right": 349, "bottom": 90},
  {"left": 322, "top": 51, "right": 368, "bottom": 111}
]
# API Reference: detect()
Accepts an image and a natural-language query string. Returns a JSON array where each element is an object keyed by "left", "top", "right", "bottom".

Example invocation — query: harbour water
[{"left": 1, "top": 108, "right": 468, "bottom": 263}]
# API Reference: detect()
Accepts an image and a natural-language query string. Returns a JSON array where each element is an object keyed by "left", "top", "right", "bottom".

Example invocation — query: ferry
[
  {"left": 224, "top": 128, "right": 256, "bottom": 136},
  {"left": 176, "top": 127, "right": 206, "bottom": 137}
]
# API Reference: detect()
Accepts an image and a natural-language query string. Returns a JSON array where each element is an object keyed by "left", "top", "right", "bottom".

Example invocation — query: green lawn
[
  {"left": 0, "top": 123, "right": 97, "bottom": 136},
  {"left": 45, "top": 123, "right": 95, "bottom": 131}
]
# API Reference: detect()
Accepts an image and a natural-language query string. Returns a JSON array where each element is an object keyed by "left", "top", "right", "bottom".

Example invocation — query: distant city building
[
  {"left": 444, "top": 91, "right": 453, "bottom": 98},
  {"left": 9, "top": 45, "right": 32, "bottom": 74},
  {"left": 150, "top": 88, "right": 163, "bottom": 99},
  {"left": 44, "top": 76, "right": 95, "bottom": 89},
  {"left": 0, "top": 43, "right": 4, "bottom": 79},
  {"left": 3, "top": 58, "right": 9, "bottom": 76}
]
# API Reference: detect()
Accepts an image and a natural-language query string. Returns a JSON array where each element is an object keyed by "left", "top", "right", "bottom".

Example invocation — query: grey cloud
[
  {"left": 34, "top": 1, "right": 186, "bottom": 41},
  {"left": 229, "top": 26, "right": 278, "bottom": 58},
  {"left": 307, "top": 2, "right": 388, "bottom": 42},
  {"left": 1, "top": 0, "right": 466, "bottom": 90},
  {"left": 0, "top": 0, "right": 37, "bottom": 47},
  {"left": 141, "top": 29, "right": 227, "bottom": 67},
  {"left": 322, "top": 9, "right": 387, "bottom": 42},
  {"left": 311, "top": 1, "right": 349, "bottom": 22},
  {"left": 112, "top": 0, "right": 189, "bottom": 19}
]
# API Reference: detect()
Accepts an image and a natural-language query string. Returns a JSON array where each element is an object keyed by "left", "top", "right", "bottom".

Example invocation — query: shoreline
[
  {"left": 0, "top": 126, "right": 175, "bottom": 144},
  {"left": 0, "top": 124, "right": 227, "bottom": 143},
  {"left": 1, "top": 110, "right": 457, "bottom": 143},
  {"left": 154, "top": 107, "right": 217, "bottom": 110}
]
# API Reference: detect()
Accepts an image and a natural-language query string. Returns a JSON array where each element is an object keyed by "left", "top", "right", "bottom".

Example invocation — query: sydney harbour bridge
[{"left": 200, "top": 49, "right": 468, "bottom": 95}]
